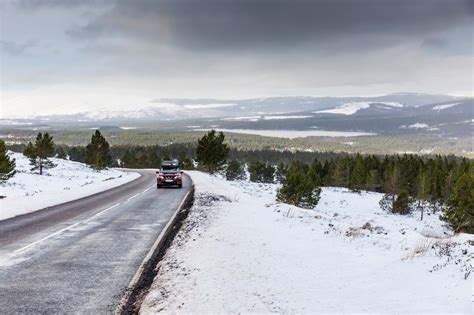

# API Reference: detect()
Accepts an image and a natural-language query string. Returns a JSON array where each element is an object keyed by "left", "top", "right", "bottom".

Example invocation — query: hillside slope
[{"left": 140, "top": 171, "right": 472, "bottom": 313}]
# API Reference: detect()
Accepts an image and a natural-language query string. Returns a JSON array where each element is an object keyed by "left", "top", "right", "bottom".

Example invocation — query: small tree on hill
[
  {"left": 416, "top": 170, "right": 430, "bottom": 220},
  {"left": 226, "top": 160, "right": 245, "bottom": 181},
  {"left": 441, "top": 173, "right": 474, "bottom": 233},
  {"left": 55, "top": 146, "right": 67, "bottom": 159},
  {"left": 85, "top": 130, "right": 113, "bottom": 169},
  {"left": 121, "top": 150, "right": 137, "bottom": 168},
  {"left": 23, "top": 132, "right": 55, "bottom": 175},
  {"left": 392, "top": 189, "right": 411, "bottom": 215},
  {"left": 277, "top": 161, "right": 321, "bottom": 209},
  {"left": 179, "top": 151, "right": 195, "bottom": 170},
  {"left": 196, "top": 130, "right": 229, "bottom": 174},
  {"left": 0, "top": 139, "right": 16, "bottom": 181}
]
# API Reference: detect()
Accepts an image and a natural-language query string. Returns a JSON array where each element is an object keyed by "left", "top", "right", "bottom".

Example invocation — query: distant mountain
[
  {"left": 1, "top": 93, "right": 460, "bottom": 123},
  {"left": 0, "top": 93, "right": 470, "bottom": 137},
  {"left": 212, "top": 98, "right": 473, "bottom": 137}
]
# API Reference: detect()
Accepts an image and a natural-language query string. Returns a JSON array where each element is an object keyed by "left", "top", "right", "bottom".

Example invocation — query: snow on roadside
[
  {"left": 0, "top": 152, "right": 139, "bottom": 221},
  {"left": 141, "top": 171, "right": 473, "bottom": 314}
]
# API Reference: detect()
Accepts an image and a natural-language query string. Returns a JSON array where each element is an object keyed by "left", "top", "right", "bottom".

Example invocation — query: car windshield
[{"left": 161, "top": 166, "right": 179, "bottom": 173}]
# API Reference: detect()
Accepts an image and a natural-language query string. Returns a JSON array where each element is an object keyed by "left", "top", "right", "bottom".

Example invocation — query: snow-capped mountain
[
  {"left": 0, "top": 93, "right": 471, "bottom": 137},
  {"left": 1, "top": 93, "right": 460, "bottom": 122}
]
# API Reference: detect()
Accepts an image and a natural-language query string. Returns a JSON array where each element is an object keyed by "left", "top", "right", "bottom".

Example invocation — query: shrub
[
  {"left": 226, "top": 160, "right": 245, "bottom": 181},
  {"left": 393, "top": 189, "right": 411, "bottom": 215}
]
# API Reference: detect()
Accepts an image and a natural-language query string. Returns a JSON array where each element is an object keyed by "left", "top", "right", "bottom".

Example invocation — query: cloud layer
[{"left": 1, "top": 0, "right": 472, "bottom": 117}]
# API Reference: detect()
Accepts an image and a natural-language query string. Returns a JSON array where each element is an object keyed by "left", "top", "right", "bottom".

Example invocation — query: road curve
[{"left": 0, "top": 170, "right": 192, "bottom": 313}]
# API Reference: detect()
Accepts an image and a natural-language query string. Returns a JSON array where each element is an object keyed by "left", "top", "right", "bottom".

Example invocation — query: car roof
[{"left": 161, "top": 160, "right": 179, "bottom": 166}]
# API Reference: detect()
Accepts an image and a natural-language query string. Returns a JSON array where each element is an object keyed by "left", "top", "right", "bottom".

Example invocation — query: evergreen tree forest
[
  {"left": 25, "top": 141, "right": 470, "bottom": 209},
  {"left": 8, "top": 133, "right": 471, "bottom": 232}
]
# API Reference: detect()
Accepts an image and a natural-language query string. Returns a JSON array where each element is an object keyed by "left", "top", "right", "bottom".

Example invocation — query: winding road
[{"left": 0, "top": 170, "right": 191, "bottom": 313}]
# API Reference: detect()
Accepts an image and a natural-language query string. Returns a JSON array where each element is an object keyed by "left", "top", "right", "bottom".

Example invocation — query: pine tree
[
  {"left": 196, "top": 130, "right": 229, "bottom": 174},
  {"left": 249, "top": 161, "right": 275, "bottom": 183},
  {"left": 416, "top": 170, "right": 430, "bottom": 220},
  {"left": 68, "top": 146, "right": 86, "bottom": 163},
  {"left": 226, "top": 160, "right": 244, "bottom": 181},
  {"left": 349, "top": 154, "right": 365, "bottom": 191},
  {"left": 276, "top": 162, "right": 288, "bottom": 182},
  {"left": 331, "top": 158, "right": 350, "bottom": 187},
  {"left": 393, "top": 189, "right": 411, "bottom": 215},
  {"left": 85, "top": 130, "right": 112, "bottom": 169},
  {"left": 0, "top": 139, "right": 16, "bottom": 181},
  {"left": 55, "top": 146, "right": 67, "bottom": 159},
  {"left": 441, "top": 173, "right": 474, "bottom": 233},
  {"left": 366, "top": 169, "right": 381, "bottom": 192},
  {"left": 121, "top": 150, "right": 137, "bottom": 168},
  {"left": 23, "top": 132, "right": 55, "bottom": 175},
  {"left": 277, "top": 161, "right": 321, "bottom": 209},
  {"left": 384, "top": 163, "right": 400, "bottom": 203},
  {"left": 178, "top": 151, "right": 194, "bottom": 170}
]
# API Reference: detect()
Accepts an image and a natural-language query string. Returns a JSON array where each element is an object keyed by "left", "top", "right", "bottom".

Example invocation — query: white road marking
[
  {"left": 14, "top": 203, "right": 121, "bottom": 254},
  {"left": 126, "top": 193, "right": 140, "bottom": 201},
  {"left": 143, "top": 186, "right": 153, "bottom": 193}
]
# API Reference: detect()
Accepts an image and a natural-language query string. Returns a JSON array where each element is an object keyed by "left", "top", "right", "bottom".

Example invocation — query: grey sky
[{"left": 1, "top": 0, "right": 473, "bottom": 118}]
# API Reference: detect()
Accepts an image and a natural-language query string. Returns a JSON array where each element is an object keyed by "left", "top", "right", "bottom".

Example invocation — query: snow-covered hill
[
  {"left": 1, "top": 94, "right": 470, "bottom": 137},
  {"left": 1, "top": 93, "right": 459, "bottom": 122},
  {"left": 141, "top": 171, "right": 472, "bottom": 314},
  {"left": 0, "top": 152, "right": 139, "bottom": 221},
  {"left": 314, "top": 101, "right": 404, "bottom": 115}
]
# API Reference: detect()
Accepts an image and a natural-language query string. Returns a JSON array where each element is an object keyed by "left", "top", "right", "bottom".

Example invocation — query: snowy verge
[
  {"left": 141, "top": 171, "right": 473, "bottom": 314},
  {"left": 0, "top": 152, "right": 140, "bottom": 221}
]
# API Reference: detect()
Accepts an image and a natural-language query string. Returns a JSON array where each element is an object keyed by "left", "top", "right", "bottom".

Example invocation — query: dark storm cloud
[{"left": 66, "top": 0, "right": 473, "bottom": 52}]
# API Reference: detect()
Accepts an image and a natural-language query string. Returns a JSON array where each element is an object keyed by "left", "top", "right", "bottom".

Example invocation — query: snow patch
[
  {"left": 0, "top": 152, "right": 139, "bottom": 221},
  {"left": 401, "top": 123, "right": 430, "bottom": 129},
  {"left": 315, "top": 101, "right": 403, "bottom": 115},
  {"left": 262, "top": 115, "right": 313, "bottom": 120},
  {"left": 432, "top": 103, "right": 461, "bottom": 111},
  {"left": 194, "top": 128, "right": 376, "bottom": 138},
  {"left": 182, "top": 103, "right": 236, "bottom": 109},
  {"left": 377, "top": 101, "right": 404, "bottom": 108},
  {"left": 315, "top": 102, "right": 370, "bottom": 115},
  {"left": 221, "top": 116, "right": 262, "bottom": 122}
]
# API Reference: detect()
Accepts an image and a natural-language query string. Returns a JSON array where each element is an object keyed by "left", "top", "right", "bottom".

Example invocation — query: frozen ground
[
  {"left": 0, "top": 152, "right": 139, "bottom": 221},
  {"left": 141, "top": 171, "right": 473, "bottom": 314}
]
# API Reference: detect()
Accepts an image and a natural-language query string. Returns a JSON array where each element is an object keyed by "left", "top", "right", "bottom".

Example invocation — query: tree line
[{"left": 1, "top": 130, "right": 472, "bottom": 233}]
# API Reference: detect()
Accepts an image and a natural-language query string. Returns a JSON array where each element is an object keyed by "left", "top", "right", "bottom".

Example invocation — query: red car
[{"left": 156, "top": 160, "right": 183, "bottom": 188}]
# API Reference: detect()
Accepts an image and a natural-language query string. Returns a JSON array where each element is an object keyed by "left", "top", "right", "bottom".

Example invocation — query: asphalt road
[{"left": 0, "top": 170, "right": 191, "bottom": 314}]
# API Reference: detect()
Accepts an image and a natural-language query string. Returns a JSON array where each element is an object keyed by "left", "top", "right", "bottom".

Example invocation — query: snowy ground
[
  {"left": 141, "top": 171, "right": 473, "bottom": 314},
  {"left": 194, "top": 128, "right": 376, "bottom": 138},
  {"left": 0, "top": 152, "right": 139, "bottom": 221}
]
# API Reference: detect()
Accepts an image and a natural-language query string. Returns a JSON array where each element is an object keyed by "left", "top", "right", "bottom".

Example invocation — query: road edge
[{"left": 115, "top": 174, "right": 195, "bottom": 315}]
